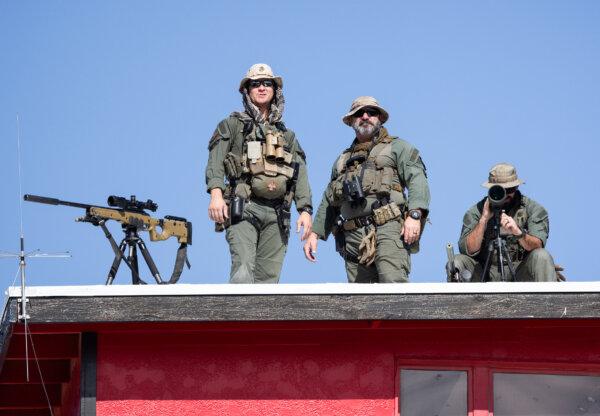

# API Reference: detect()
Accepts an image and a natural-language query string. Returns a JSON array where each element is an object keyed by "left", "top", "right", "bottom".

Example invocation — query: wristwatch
[
  {"left": 408, "top": 209, "right": 422, "bottom": 220},
  {"left": 299, "top": 207, "right": 313, "bottom": 215}
]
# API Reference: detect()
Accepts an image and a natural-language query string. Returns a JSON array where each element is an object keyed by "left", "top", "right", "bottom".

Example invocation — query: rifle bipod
[{"left": 98, "top": 221, "right": 164, "bottom": 285}]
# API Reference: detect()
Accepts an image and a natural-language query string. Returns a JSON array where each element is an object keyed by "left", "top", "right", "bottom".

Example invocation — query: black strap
[
  {"left": 168, "top": 243, "right": 190, "bottom": 284},
  {"left": 343, "top": 252, "right": 360, "bottom": 264}
]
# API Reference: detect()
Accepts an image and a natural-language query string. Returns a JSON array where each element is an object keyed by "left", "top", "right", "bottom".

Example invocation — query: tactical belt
[
  {"left": 250, "top": 196, "right": 284, "bottom": 207},
  {"left": 342, "top": 215, "right": 376, "bottom": 232},
  {"left": 341, "top": 203, "right": 404, "bottom": 232},
  {"left": 343, "top": 252, "right": 360, "bottom": 264}
]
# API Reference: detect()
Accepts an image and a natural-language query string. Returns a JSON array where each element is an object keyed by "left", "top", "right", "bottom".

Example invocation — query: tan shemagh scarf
[{"left": 240, "top": 87, "right": 285, "bottom": 124}]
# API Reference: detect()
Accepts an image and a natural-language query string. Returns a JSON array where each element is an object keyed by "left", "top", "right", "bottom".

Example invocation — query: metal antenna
[{"left": 0, "top": 115, "right": 70, "bottom": 385}]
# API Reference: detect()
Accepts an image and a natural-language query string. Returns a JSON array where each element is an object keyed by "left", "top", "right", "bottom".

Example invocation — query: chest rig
[
  {"left": 327, "top": 135, "right": 409, "bottom": 239},
  {"left": 223, "top": 116, "right": 298, "bottom": 201},
  {"left": 331, "top": 135, "right": 405, "bottom": 210}
]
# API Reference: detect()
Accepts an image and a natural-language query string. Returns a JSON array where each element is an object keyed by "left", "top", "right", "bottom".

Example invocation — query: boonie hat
[
  {"left": 342, "top": 96, "right": 389, "bottom": 126},
  {"left": 481, "top": 163, "right": 525, "bottom": 188},
  {"left": 239, "top": 63, "right": 283, "bottom": 92}
]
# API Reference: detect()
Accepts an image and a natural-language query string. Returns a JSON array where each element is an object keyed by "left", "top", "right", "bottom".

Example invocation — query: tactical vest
[
  {"left": 329, "top": 135, "right": 406, "bottom": 219},
  {"left": 221, "top": 115, "right": 297, "bottom": 201}
]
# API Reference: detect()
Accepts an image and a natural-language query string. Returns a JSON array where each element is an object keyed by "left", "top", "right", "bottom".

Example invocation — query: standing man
[
  {"left": 447, "top": 163, "right": 557, "bottom": 282},
  {"left": 206, "top": 63, "right": 313, "bottom": 283},
  {"left": 304, "top": 96, "right": 430, "bottom": 283}
]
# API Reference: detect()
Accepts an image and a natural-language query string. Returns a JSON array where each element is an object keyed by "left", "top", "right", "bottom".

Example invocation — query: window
[
  {"left": 493, "top": 373, "right": 600, "bottom": 416},
  {"left": 400, "top": 369, "right": 468, "bottom": 416}
]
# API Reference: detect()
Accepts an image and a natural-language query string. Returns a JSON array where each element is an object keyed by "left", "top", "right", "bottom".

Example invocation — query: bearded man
[
  {"left": 303, "top": 96, "right": 430, "bottom": 283},
  {"left": 206, "top": 63, "right": 312, "bottom": 283}
]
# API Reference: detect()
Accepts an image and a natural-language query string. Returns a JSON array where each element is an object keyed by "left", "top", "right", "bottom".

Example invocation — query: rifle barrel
[
  {"left": 24, "top": 194, "right": 92, "bottom": 210},
  {"left": 446, "top": 243, "right": 455, "bottom": 265}
]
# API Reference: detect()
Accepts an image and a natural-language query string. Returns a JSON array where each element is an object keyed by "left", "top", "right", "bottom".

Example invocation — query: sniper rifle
[{"left": 24, "top": 194, "right": 192, "bottom": 285}]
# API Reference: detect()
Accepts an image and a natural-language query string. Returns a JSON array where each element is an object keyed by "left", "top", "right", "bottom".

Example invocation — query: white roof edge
[{"left": 4, "top": 282, "right": 600, "bottom": 298}]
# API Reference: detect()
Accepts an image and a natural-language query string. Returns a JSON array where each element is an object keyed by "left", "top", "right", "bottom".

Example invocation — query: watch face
[{"left": 409, "top": 210, "right": 421, "bottom": 220}]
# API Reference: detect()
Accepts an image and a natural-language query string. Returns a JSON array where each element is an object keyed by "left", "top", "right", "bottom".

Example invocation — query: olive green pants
[
  {"left": 451, "top": 248, "right": 556, "bottom": 282},
  {"left": 225, "top": 200, "right": 287, "bottom": 284},
  {"left": 343, "top": 221, "right": 410, "bottom": 283}
]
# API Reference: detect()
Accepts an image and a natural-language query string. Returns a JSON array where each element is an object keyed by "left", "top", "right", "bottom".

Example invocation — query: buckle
[{"left": 355, "top": 216, "right": 374, "bottom": 227}]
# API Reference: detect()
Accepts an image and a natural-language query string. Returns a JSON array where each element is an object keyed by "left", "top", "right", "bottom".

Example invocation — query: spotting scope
[{"left": 487, "top": 185, "right": 507, "bottom": 209}]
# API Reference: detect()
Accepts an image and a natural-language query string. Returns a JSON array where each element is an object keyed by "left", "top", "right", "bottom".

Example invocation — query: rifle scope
[
  {"left": 487, "top": 185, "right": 507, "bottom": 209},
  {"left": 108, "top": 195, "right": 158, "bottom": 212}
]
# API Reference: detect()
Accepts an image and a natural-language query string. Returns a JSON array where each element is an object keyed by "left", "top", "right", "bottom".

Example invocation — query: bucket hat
[
  {"left": 481, "top": 163, "right": 525, "bottom": 188},
  {"left": 239, "top": 63, "right": 283, "bottom": 92},
  {"left": 342, "top": 96, "right": 389, "bottom": 126}
]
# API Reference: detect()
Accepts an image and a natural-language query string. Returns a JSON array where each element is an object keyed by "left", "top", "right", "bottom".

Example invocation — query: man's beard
[{"left": 352, "top": 118, "right": 381, "bottom": 137}]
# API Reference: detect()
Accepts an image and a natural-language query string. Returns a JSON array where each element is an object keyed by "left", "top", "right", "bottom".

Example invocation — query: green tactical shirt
[
  {"left": 312, "top": 127, "right": 430, "bottom": 240},
  {"left": 205, "top": 115, "right": 312, "bottom": 212},
  {"left": 457, "top": 191, "right": 549, "bottom": 261}
]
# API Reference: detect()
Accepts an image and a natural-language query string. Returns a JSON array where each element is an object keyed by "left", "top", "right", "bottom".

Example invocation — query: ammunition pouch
[
  {"left": 372, "top": 202, "right": 402, "bottom": 226},
  {"left": 224, "top": 152, "right": 244, "bottom": 179},
  {"left": 245, "top": 132, "right": 295, "bottom": 200},
  {"left": 331, "top": 155, "right": 404, "bottom": 208}
]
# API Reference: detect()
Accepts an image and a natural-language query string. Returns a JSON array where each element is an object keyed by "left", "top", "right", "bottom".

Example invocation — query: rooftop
[{"left": 3, "top": 282, "right": 600, "bottom": 323}]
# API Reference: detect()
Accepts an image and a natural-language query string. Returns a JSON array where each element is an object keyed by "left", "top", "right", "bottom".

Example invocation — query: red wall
[{"left": 95, "top": 320, "right": 600, "bottom": 416}]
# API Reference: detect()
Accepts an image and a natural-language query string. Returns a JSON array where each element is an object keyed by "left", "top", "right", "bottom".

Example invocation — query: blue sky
[{"left": 1, "top": 1, "right": 599, "bottom": 286}]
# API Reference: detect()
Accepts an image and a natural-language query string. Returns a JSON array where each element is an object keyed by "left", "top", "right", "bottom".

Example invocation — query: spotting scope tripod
[{"left": 481, "top": 185, "right": 517, "bottom": 282}]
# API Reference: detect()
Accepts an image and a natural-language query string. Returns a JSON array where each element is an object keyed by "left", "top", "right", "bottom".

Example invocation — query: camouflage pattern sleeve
[
  {"left": 458, "top": 204, "right": 481, "bottom": 256},
  {"left": 205, "top": 118, "right": 232, "bottom": 193},
  {"left": 393, "top": 140, "right": 431, "bottom": 213},
  {"left": 311, "top": 162, "right": 339, "bottom": 240},
  {"left": 289, "top": 133, "right": 313, "bottom": 212},
  {"left": 525, "top": 198, "right": 550, "bottom": 246}
]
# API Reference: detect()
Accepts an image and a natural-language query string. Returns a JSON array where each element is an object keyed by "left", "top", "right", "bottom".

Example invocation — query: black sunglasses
[
  {"left": 248, "top": 79, "right": 275, "bottom": 89},
  {"left": 354, "top": 108, "right": 380, "bottom": 118},
  {"left": 505, "top": 187, "right": 518, "bottom": 194}
]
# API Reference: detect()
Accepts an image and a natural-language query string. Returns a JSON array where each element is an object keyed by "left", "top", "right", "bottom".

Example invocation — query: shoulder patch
[
  {"left": 217, "top": 121, "right": 230, "bottom": 138},
  {"left": 208, "top": 119, "right": 232, "bottom": 150}
]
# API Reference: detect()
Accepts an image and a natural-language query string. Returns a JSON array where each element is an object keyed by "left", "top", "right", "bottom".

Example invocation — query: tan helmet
[
  {"left": 481, "top": 163, "right": 525, "bottom": 188},
  {"left": 342, "top": 96, "right": 389, "bottom": 126},
  {"left": 239, "top": 63, "right": 283, "bottom": 92}
]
